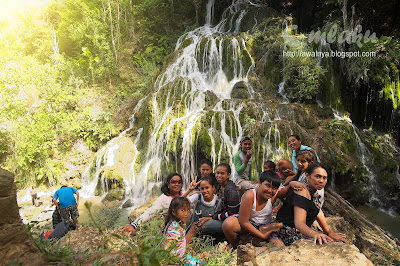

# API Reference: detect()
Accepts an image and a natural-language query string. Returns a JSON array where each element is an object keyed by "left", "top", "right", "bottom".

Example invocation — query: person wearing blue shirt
[
  {"left": 288, "top": 135, "right": 320, "bottom": 172},
  {"left": 53, "top": 185, "right": 80, "bottom": 227}
]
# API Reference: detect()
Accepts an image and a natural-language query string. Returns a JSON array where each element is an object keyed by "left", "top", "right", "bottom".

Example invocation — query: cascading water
[
  {"left": 331, "top": 110, "right": 398, "bottom": 214},
  {"left": 80, "top": 0, "right": 398, "bottom": 216},
  {"left": 278, "top": 81, "right": 289, "bottom": 103},
  {"left": 80, "top": 0, "right": 292, "bottom": 207}
]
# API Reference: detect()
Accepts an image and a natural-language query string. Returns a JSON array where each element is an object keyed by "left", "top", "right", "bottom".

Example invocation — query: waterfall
[
  {"left": 278, "top": 81, "right": 289, "bottom": 103},
  {"left": 80, "top": 0, "right": 363, "bottom": 209},
  {"left": 332, "top": 110, "right": 397, "bottom": 214},
  {"left": 81, "top": 0, "right": 280, "bottom": 206},
  {"left": 205, "top": 0, "right": 215, "bottom": 25}
]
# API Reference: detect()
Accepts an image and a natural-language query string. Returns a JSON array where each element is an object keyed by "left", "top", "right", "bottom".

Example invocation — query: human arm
[
  {"left": 75, "top": 191, "right": 79, "bottom": 206},
  {"left": 213, "top": 183, "right": 240, "bottom": 221},
  {"left": 182, "top": 178, "right": 201, "bottom": 198},
  {"left": 233, "top": 152, "right": 248, "bottom": 176},
  {"left": 272, "top": 181, "right": 307, "bottom": 204},
  {"left": 120, "top": 194, "right": 168, "bottom": 232},
  {"left": 196, "top": 217, "right": 212, "bottom": 227},
  {"left": 135, "top": 195, "right": 167, "bottom": 223},
  {"left": 293, "top": 190, "right": 333, "bottom": 245},
  {"left": 52, "top": 193, "right": 60, "bottom": 214},
  {"left": 316, "top": 210, "right": 347, "bottom": 243},
  {"left": 282, "top": 171, "right": 297, "bottom": 186},
  {"left": 238, "top": 191, "right": 271, "bottom": 240},
  {"left": 185, "top": 222, "right": 198, "bottom": 243}
]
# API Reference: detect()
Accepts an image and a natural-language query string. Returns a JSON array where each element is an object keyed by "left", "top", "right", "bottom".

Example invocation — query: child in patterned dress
[{"left": 163, "top": 197, "right": 198, "bottom": 260}]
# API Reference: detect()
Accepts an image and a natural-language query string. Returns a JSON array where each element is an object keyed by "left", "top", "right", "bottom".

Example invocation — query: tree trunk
[{"left": 108, "top": 0, "right": 118, "bottom": 63}]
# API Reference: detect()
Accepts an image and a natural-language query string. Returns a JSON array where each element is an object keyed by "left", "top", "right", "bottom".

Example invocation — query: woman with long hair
[{"left": 120, "top": 173, "right": 183, "bottom": 235}]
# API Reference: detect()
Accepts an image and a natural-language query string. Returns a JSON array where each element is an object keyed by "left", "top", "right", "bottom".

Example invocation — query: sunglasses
[{"left": 170, "top": 179, "right": 182, "bottom": 185}]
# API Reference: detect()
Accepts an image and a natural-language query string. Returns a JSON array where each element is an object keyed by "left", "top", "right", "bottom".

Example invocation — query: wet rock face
[
  {"left": 323, "top": 189, "right": 400, "bottom": 265},
  {"left": 0, "top": 168, "right": 47, "bottom": 265},
  {"left": 231, "top": 81, "right": 250, "bottom": 99}
]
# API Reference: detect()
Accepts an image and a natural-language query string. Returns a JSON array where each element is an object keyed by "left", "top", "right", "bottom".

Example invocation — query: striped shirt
[
  {"left": 164, "top": 220, "right": 186, "bottom": 257},
  {"left": 215, "top": 180, "right": 240, "bottom": 221}
]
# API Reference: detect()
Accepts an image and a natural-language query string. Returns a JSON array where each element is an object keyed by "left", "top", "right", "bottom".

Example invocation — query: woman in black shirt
[{"left": 276, "top": 163, "right": 347, "bottom": 245}]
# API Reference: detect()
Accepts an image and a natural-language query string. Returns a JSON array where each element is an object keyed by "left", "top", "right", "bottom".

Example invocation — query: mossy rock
[
  {"left": 235, "top": 6, "right": 281, "bottom": 33},
  {"left": 259, "top": 41, "right": 283, "bottom": 87},
  {"left": 103, "top": 188, "right": 125, "bottom": 202},
  {"left": 97, "top": 165, "right": 126, "bottom": 193},
  {"left": 67, "top": 178, "right": 82, "bottom": 190},
  {"left": 204, "top": 90, "right": 219, "bottom": 106}
]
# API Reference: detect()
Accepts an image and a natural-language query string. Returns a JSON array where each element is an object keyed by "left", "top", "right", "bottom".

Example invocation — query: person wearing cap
[{"left": 233, "top": 136, "right": 258, "bottom": 191}]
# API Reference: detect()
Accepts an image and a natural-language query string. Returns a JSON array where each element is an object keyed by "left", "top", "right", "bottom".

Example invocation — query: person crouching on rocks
[
  {"left": 222, "top": 171, "right": 286, "bottom": 249},
  {"left": 276, "top": 163, "right": 347, "bottom": 246},
  {"left": 233, "top": 136, "right": 258, "bottom": 191},
  {"left": 183, "top": 176, "right": 222, "bottom": 238}
]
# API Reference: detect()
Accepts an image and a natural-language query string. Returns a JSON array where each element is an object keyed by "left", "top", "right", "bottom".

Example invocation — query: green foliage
[
  {"left": 0, "top": 0, "right": 202, "bottom": 187},
  {"left": 283, "top": 54, "right": 326, "bottom": 102},
  {"left": 280, "top": 31, "right": 326, "bottom": 102},
  {"left": 343, "top": 36, "right": 400, "bottom": 109},
  {"left": 0, "top": 129, "right": 11, "bottom": 163},
  {"left": 0, "top": 53, "right": 118, "bottom": 185},
  {"left": 72, "top": 108, "right": 118, "bottom": 151},
  {"left": 45, "top": 0, "right": 120, "bottom": 82},
  {"left": 188, "top": 235, "right": 234, "bottom": 265},
  {"left": 132, "top": 0, "right": 198, "bottom": 57},
  {"left": 83, "top": 202, "right": 182, "bottom": 265},
  {"left": 26, "top": 202, "right": 233, "bottom": 265}
]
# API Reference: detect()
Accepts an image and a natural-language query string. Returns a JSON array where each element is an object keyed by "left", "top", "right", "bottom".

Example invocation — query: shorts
[
  {"left": 275, "top": 225, "right": 314, "bottom": 246},
  {"left": 234, "top": 179, "right": 258, "bottom": 195},
  {"left": 60, "top": 204, "right": 79, "bottom": 221}
]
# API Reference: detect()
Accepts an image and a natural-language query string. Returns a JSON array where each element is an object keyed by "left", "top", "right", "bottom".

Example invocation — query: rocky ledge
[
  {"left": 0, "top": 168, "right": 47, "bottom": 265},
  {"left": 238, "top": 240, "right": 373, "bottom": 265}
]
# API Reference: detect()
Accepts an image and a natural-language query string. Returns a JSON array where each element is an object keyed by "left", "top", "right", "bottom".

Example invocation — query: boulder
[
  {"left": 103, "top": 188, "right": 125, "bottom": 202},
  {"left": 59, "top": 227, "right": 133, "bottom": 265},
  {"left": 237, "top": 243, "right": 256, "bottom": 265},
  {"left": 251, "top": 239, "right": 373, "bottom": 266},
  {"left": 0, "top": 168, "right": 47, "bottom": 265},
  {"left": 231, "top": 81, "right": 250, "bottom": 99},
  {"left": 122, "top": 199, "right": 135, "bottom": 208}
]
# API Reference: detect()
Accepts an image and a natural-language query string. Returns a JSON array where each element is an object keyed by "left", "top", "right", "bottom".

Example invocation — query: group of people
[{"left": 119, "top": 134, "right": 347, "bottom": 260}]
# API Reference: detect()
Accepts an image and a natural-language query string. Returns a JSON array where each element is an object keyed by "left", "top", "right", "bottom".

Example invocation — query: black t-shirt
[{"left": 276, "top": 190, "right": 319, "bottom": 228}]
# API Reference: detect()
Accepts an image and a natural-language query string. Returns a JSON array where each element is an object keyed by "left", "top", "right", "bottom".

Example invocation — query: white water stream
[
  {"left": 79, "top": 0, "right": 397, "bottom": 216},
  {"left": 80, "top": 0, "right": 291, "bottom": 207}
]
